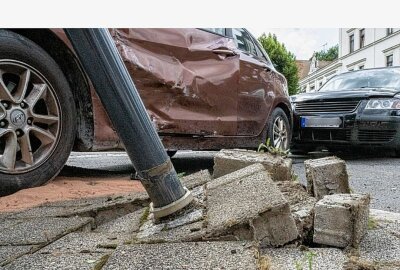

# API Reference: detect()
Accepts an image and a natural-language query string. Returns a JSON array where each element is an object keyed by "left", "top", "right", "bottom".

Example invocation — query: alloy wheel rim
[
  {"left": 272, "top": 116, "right": 288, "bottom": 150},
  {"left": 0, "top": 60, "right": 61, "bottom": 174}
]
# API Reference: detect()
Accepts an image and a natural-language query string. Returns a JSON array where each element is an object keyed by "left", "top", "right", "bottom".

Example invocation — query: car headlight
[{"left": 365, "top": 98, "right": 400, "bottom": 110}]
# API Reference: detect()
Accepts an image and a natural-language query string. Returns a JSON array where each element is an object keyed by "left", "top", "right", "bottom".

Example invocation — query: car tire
[
  {"left": 266, "top": 107, "right": 291, "bottom": 151},
  {"left": 0, "top": 30, "right": 76, "bottom": 196}
]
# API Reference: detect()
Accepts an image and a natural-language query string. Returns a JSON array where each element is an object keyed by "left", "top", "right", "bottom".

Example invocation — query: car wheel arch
[
  {"left": 274, "top": 102, "right": 292, "bottom": 129},
  {"left": 7, "top": 29, "right": 95, "bottom": 151}
]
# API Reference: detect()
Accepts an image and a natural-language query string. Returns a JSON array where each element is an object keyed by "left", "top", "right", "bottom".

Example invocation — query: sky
[{"left": 247, "top": 28, "right": 339, "bottom": 60}]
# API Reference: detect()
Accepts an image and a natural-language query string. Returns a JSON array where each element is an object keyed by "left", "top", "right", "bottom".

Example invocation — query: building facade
[{"left": 299, "top": 28, "right": 400, "bottom": 93}]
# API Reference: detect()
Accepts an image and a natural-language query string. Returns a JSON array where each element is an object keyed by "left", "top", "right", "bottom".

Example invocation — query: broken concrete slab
[
  {"left": 207, "top": 164, "right": 298, "bottom": 246},
  {"left": 102, "top": 242, "right": 258, "bottom": 270},
  {"left": 39, "top": 232, "right": 125, "bottom": 254},
  {"left": 213, "top": 149, "right": 292, "bottom": 181},
  {"left": 9, "top": 193, "right": 149, "bottom": 228},
  {"left": 136, "top": 203, "right": 205, "bottom": 243},
  {"left": 137, "top": 221, "right": 205, "bottom": 243},
  {"left": 261, "top": 247, "right": 347, "bottom": 270},
  {"left": 3, "top": 253, "right": 107, "bottom": 270},
  {"left": 276, "top": 181, "right": 316, "bottom": 242},
  {"left": 95, "top": 208, "right": 145, "bottom": 234},
  {"left": 0, "top": 217, "right": 93, "bottom": 246},
  {"left": 304, "top": 156, "right": 350, "bottom": 200},
  {"left": 180, "top": 169, "right": 212, "bottom": 190},
  {"left": 313, "top": 194, "right": 370, "bottom": 248}
]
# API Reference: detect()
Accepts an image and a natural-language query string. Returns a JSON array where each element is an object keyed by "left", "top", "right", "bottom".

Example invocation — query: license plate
[{"left": 300, "top": 117, "right": 341, "bottom": 128}]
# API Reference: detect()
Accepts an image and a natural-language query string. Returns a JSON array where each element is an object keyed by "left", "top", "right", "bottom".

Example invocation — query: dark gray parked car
[{"left": 291, "top": 67, "right": 400, "bottom": 155}]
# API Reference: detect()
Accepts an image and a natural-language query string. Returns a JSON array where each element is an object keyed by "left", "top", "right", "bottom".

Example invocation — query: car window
[
  {"left": 320, "top": 68, "right": 400, "bottom": 91},
  {"left": 232, "top": 28, "right": 258, "bottom": 56},
  {"left": 201, "top": 28, "right": 226, "bottom": 36}
]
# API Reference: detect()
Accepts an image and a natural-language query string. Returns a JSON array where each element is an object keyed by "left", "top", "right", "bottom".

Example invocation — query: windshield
[{"left": 319, "top": 68, "right": 400, "bottom": 91}]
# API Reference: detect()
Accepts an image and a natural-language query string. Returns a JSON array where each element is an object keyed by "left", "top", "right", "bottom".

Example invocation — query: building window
[
  {"left": 387, "top": 28, "right": 394, "bottom": 36},
  {"left": 359, "top": 65, "right": 364, "bottom": 70},
  {"left": 359, "top": 29, "right": 365, "bottom": 48},
  {"left": 310, "top": 85, "right": 315, "bottom": 92},
  {"left": 349, "top": 34, "right": 355, "bottom": 53},
  {"left": 386, "top": 54, "right": 394, "bottom": 67}
]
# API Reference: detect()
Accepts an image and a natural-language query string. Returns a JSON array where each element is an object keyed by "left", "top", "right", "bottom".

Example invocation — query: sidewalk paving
[{"left": 0, "top": 190, "right": 399, "bottom": 269}]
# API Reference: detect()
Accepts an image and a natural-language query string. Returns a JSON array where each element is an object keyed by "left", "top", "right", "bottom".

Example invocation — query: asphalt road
[{"left": 64, "top": 151, "right": 400, "bottom": 213}]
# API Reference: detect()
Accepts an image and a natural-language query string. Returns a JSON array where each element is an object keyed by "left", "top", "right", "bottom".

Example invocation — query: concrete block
[
  {"left": 180, "top": 169, "right": 212, "bottom": 190},
  {"left": 213, "top": 149, "right": 292, "bottom": 181},
  {"left": 313, "top": 194, "right": 370, "bottom": 248},
  {"left": 102, "top": 242, "right": 258, "bottom": 270},
  {"left": 304, "top": 156, "right": 350, "bottom": 200},
  {"left": 207, "top": 164, "right": 298, "bottom": 246}
]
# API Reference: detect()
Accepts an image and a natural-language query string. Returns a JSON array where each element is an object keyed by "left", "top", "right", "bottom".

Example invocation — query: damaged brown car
[{"left": 0, "top": 28, "right": 292, "bottom": 195}]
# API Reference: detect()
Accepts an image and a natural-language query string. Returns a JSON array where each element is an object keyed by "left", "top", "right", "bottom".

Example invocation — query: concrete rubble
[
  {"left": 213, "top": 149, "right": 292, "bottom": 181},
  {"left": 313, "top": 193, "right": 370, "bottom": 248},
  {"left": 206, "top": 164, "right": 299, "bottom": 246},
  {"left": 305, "top": 156, "right": 350, "bottom": 200},
  {"left": 0, "top": 149, "right": 396, "bottom": 269}
]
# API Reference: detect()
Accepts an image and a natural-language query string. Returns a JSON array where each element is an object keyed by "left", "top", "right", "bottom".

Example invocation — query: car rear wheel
[
  {"left": 0, "top": 30, "right": 76, "bottom": 196},
  {"left": 266, "top": 107, "right": 291, "bottom": 151}
]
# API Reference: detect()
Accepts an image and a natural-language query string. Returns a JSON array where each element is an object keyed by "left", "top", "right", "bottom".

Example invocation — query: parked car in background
[
  {"left": 291, "top": 67, "right": 400, "bottom": 155},
  {"left": 0, "top": 28, "right": 292, "bottom": 195}
]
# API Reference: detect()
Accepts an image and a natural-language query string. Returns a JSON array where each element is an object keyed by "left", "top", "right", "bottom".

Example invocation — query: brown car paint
[{"left": 47, "top": 28, "right": 291, "bottom": 151}]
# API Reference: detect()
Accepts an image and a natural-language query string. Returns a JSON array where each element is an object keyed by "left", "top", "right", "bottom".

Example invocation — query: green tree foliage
[
  {"left": 315, "top": 44, "right": 339, "bottom": 61},
  {"left": 258, "top": 33, "right": 299, "bottom": 95}
]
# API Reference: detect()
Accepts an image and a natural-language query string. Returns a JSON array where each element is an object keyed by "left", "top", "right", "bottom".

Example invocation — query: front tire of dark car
[
  {"left": 0, "top": 30, "right": 77, "bottom": 196},
  {"left": 266, "top": 107, "right": 291, "bottom": 151}
]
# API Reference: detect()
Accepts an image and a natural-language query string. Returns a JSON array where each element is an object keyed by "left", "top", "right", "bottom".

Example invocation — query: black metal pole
[{"left": 64, "top": 28, "right": 192, "bottom": 217}]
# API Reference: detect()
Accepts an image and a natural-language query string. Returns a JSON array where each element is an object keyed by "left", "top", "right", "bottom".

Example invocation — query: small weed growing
[
  {"left": 368, "top": 216, "right": 378, "bottom": 230},
  {"left": 177, "top": 172, "right": 186, "bottom": 179},
  {"left": 294, "top": 251, "right": 317, "bottom": 270},
  {"left": 258, "top": 138, "right": 289, "bottom": 157}
]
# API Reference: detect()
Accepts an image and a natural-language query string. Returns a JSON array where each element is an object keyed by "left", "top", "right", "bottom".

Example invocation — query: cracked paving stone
[
  {"left": 0, "top": 245, "right": 37, "bottom": 265},
  {"left": 0, "top": 217, "right": 93, "bottom": 246},
  {"left": 2, "top": 253, "right": 106, "bottom": 270},
  {"left": 95, "top": 208, "right": 144, "bottom": 234},
  {"left": 103, "top": 241, "right": 257, "bottom": 270},
  {"left": 38, "top": 232, "right": 125, "bottom": 254},
  {"left": 359, "top": 227, "right": 400, "bottom": 263},
  {"left": 261, "top": 247, "right": 347, "bottom": 270}
]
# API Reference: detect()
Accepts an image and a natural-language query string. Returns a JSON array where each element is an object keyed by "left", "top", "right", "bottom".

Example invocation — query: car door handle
[{"left": 212, "top": 48, "right": 237, "bottom": 56}]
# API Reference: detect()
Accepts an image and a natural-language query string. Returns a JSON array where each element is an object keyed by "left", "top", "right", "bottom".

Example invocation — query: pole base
[{"left": 150, "top": 188, "right": 193, "bottom": 219}]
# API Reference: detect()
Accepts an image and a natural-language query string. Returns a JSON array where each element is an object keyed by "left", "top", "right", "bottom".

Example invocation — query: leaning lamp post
[{"left": 64, "top": 29, "right": 193, "bottom": 218}]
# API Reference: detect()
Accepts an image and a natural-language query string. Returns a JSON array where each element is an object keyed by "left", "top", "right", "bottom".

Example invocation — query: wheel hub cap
[
  {"left": 0, "top": 60, "right": 61, "bottom": 174},
  {"left": 10, "top": 109, "right": 26, "bottom": 128}
]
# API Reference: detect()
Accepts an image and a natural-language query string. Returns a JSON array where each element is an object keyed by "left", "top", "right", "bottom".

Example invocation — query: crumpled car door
[{"left": 111, "top": 28, "right": 240, "bottom": 136}]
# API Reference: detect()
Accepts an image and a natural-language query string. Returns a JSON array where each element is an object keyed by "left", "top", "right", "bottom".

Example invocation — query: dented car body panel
[{"left": 48, "top": 28, "right": 291, "bottom": 151}]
